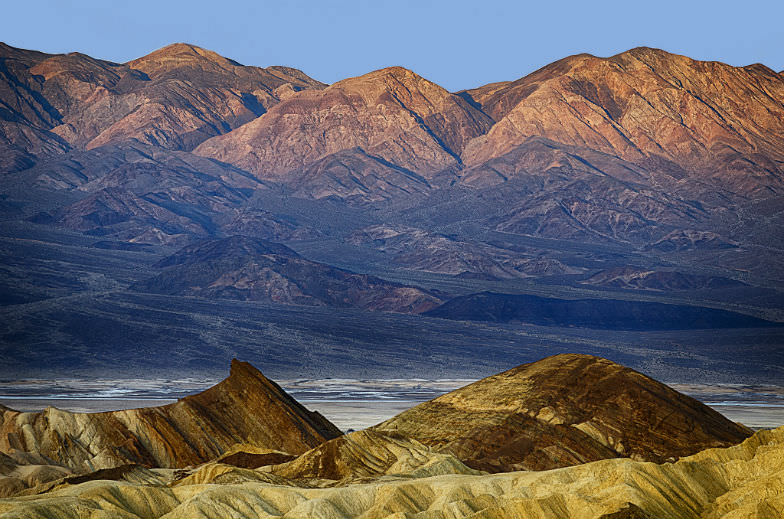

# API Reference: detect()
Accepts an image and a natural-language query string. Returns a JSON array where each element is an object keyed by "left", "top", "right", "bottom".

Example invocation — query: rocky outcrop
[
  {"left": 582, "top": 266, "right": 747, "bottom": 291},
  {"left": 267, "top": 429, "right": 480, "bottom": 482},
  {"left": 132, "top": 235, "right": 442, "bottom": 313},
  {"left": 374, "top": 354, "right": 753, "bottom": 472},
  {"left": 0, "top": 448, "right": 73, "bottom": 498},
  {"left": 348, "top": 224, "right": 582, "bottom": 278},
  {"left": 646, "top": 229, "right": 740, "bottom": 252},
  {"left": 0, "top": 360, "right": 341, "bottom": 472}
]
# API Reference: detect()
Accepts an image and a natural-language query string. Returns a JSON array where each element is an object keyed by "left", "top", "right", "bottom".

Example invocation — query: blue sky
[{"left": 4, "top": 0, "right": 783, "bottom": 91}]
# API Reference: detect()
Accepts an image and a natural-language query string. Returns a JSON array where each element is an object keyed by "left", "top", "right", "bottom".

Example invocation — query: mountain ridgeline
[{"left": 1, "top": 41, "right": 784, "bottom": 378}]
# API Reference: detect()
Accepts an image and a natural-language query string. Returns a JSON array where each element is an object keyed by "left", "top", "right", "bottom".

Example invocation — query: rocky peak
[
  {"left": 0, "top": 41, "right": 52, "bottom": 64},
  {"left": 460, "top": 47, "right": 784, "bottom": 194},
  {"left": 0, "top": 360, "right": 342, "bottom": 472},
  {"left": 194, "top": 63, "right": 493, "bottom": 179},
  {"left": 127, "top": 42, "right": 244, "bottom": 77}
]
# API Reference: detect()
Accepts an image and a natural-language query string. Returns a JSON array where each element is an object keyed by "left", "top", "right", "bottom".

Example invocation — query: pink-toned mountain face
[
  {"left": 81, "top": 44, "right": 323, "bottom": 150},
  {"left": 0, "top": 42, "right": 324, "bottom": 167},
  {"left": 3, "top": 42, "right": 784, "bottom": 285},
  {"left": 0, "top": 43, "right": 71, "bottom": 171},
  {"left": 459, "top": 47, "right": 784, "bottom": 196},
  {"left": 194, "top": 66, "right": 494, "bottom": 181}
]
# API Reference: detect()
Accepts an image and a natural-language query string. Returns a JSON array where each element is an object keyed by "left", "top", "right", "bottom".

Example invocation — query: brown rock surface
[
  {"left": 374, "top": 353, "right": 753, "bottom": 472},
  {"left": 461, "top": 48, "right": 784, "bottom": 195},
  {"left": 0, "top": 360, "right": 341, "bottom": 472},
  {"left": 194, "top": 66, "right": 493, "bottom": 180},
  {"left": 216, "top": 449, "right": 297, "bottom": 470},
  {"left": 0, "top": 42, "right": 323, "bottom": 164}
]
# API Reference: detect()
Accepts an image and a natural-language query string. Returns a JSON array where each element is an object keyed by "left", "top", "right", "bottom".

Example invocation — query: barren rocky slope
[
  {"left": 375, "top": 354, "right": 753, "bottom": 472},
  {"left": 0, "top": 360, "right": 341, "bottom": 473},
  {"left": 0, "top": 424, "right": 780, "bottom": 518},
  {"left": 348, "top": 224, "right": 582, "bottom": 278},
  {"left": 582, "top": 266, "right": 748, "bottom": 291},
  {"left": 0, "top": 42, "right": 323, "bottom": 169},
  {"left": 194, "top": 66, "right": 493, "bottom": 182},
  {"left": 461, "top": 47, "right": 784, "bottom": 195}
]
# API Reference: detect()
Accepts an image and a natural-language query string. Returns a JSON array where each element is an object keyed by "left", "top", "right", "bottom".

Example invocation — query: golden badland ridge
[{"left": 0, "top": 355, "right": 773, "bottom": 519}]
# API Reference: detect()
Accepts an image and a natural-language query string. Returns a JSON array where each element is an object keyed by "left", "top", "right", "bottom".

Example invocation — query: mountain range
[
  {"left": 1, "top": 40, "right": 783, "bottom": 518},
  {"left": 1, "top": 41, "right": 784, "bottom": 380}
]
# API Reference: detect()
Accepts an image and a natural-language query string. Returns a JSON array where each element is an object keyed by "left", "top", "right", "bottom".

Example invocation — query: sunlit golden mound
[
  {"left": 374, "top": 353, "right": 752, "bottom": 472},
  {"left": 267, "top": 429, "right": 481, "bottom": 484}
]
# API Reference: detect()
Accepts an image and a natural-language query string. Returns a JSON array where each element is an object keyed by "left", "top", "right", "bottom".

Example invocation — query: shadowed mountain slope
[
  {"left": 0, "top": 359, "right": 341, "bottom": 472},
  {"left": 14, "top": 142, "right": 320, "bottom": 246},
  {"left": 132, "top": 235, "right": 442, "bottom": 313},
  {"left": 425, "top": 291, "right": 779, "bottom": 330},
  {"left": 374, "top": 354, "right": 753, "bottom": 472}
]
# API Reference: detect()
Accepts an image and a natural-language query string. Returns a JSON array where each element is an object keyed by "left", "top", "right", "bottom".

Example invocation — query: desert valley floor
[{"left": 1, "top": 378, "right": 783, "bottom": 431}]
